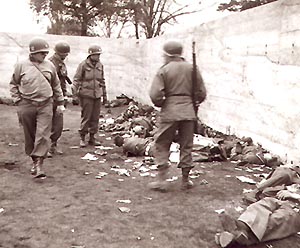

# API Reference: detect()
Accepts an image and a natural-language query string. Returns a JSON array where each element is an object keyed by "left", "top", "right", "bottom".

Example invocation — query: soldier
[
  {"left": 148, "top": 40, "right": 207, "bottom": 191},
  {"left": 72, "top": 44, "right": 108, "bottom": 147},
  {"left": 48, "top": 41, "right": 71, "bottom": 156},
  {"left": 9, "top": 37, "right": 65, "bottom": 178}
]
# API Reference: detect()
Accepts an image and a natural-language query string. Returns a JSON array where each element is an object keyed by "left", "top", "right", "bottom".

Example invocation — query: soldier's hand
[
  {"left": 65, "top": 91, "right": 73, "bottom": 97},
  {"left": 72, "top": 96, "right": 79, "bottom": 105},
  {"left": 57, "top": 105, "right": 66, "bottom": 114}
]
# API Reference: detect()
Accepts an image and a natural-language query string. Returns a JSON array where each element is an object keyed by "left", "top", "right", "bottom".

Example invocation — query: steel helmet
[
  {"left": 163, "top": 40, "right": 183, "bottom": 57},
  {"left": 29, "top": 37, "right": 50, "bottom": 54},
  {"left": 88, "top": 44, "right": 102, "bottom": 56},
  {"left": 54, "top": 41, "right": 70, "bottom": 54}
]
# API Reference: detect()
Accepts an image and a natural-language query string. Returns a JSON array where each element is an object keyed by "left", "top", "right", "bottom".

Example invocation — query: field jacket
[
  {"left": 149, "top": 57, "right": 206, "bottom": 122},
  {"left": 49, "top": 54, "right": 68, "bottom": 96},
  {"left": 9, "top": 57, "right": 64, "bottom": 105},
  {"left": 72, "top": 57, "right": 107, "bottom": 101}
]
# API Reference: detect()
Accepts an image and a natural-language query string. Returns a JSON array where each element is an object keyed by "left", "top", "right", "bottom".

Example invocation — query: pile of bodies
[{"left": 101, "top": 95, "right": 282, "bottom": 168}]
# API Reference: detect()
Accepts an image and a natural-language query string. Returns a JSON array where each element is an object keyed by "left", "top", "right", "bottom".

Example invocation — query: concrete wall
[{"left": 0, "top": 0, "right": 299, "bottom": 162}]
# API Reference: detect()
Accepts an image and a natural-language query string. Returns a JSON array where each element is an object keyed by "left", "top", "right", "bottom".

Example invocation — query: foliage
[
  {"left": 217, "top": 0, "right": 278, "bottom": 12},
  {"left": 30, "top": 0, "right": 110, "bottom": 36},
  {"left": 126, "top": 0, "right": 199, "bottom": 39},
  {"left": 30, "top": 0, "right": 200, "bottom": 38}
]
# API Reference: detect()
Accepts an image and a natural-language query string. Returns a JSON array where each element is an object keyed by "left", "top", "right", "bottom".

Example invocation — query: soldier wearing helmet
[
  {"left": 9, "top": 37, "right": 65, "bottom": 178},
  {"left": 148, "top": 40, "right": 207, "bottom": 191},
  {"left": 48, "top": 41, "right": 71, "bottom": 156},
  {"left": 72, "top": 44, "right": 108, "bottom": 147}
]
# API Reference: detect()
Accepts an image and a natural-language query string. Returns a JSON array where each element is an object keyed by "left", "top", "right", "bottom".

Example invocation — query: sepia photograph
[{"left": 0, "top": 0, "right": 300, "bottom": 247}]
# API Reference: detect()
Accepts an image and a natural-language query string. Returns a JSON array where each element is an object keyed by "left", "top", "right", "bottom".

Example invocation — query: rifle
[
  {"left": 192, "top": 41, "right": 199, "bottom": 133},
  {"left": 191, "top": 41, "right": 203, "bottom": 134},
  {"left": 66, "top": 76, "right": 73, "bottom": 85},
  {"left": 192, "top": 41, "right": 199, "bottom": 115}
]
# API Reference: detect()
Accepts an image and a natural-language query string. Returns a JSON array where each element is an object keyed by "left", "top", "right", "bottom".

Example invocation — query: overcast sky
[{"left": 0, "top": 0, "right": 229, "bottom": 34}]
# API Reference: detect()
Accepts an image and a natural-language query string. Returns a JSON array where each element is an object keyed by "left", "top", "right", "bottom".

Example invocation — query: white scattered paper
[
  {"left": 236, "top": 176, "right": 256, "bottom": 184},
  {"left": 116, "top": 199, "right": 131, "bottom": 204},
  {"left": 81, "top": 153, "right": 98, "bottom": 161},
  {"left": 118, "top": 207, "right": 130, "bottom": 213},
  {"left": 215, "top": 209, "right": 225, "bottom": 214}
]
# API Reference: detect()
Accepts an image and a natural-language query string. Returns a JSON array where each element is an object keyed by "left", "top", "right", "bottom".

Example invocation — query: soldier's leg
[
  {"left": 49, "top": 104, "right": 63, "bottom": 154},
  {"left": 148, "top": 122, "right": 176, "bottom": 191},
  {"left": 17, "top": 101, "right": 37, "bottom": 156},
  {"left": 79, "top": 97, "right": 93, "bottom": 147},
  {"left": 88, "top": 98, "right": 101, "bottom": 146},
  {"left": 31, "top": 102, "right": 53, "bottom": 159},
  {"left": 178, "top": 120, "right": 194, "bottom": 189}
]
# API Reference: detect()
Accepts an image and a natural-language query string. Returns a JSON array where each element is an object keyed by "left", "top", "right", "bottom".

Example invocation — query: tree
[
  {"left": 126, "top": 0, "right": 200, "bottom": 39},
  {"left": 30, "top": 0, "right": 200, "bottom": 38},
  {"left": 30, "top": 0, "right": 109, "bottom": 36},
  {"left": 217, "top": 0, "right": 278, "bottom": 12}
]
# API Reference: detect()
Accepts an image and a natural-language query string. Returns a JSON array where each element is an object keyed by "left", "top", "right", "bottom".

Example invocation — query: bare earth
[{"left": 0, "top": 104, "right": 299, "bottom": 248}]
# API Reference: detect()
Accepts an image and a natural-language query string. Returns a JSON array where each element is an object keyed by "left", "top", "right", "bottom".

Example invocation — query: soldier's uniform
[
  {"left": 149, "top": 40, "right": 206, "bottom": 190},
  {"left": 72, "top": 44, "right": 107, "bottom": 147},
  {"left": 48, "top": 41, "right": 71, "bottom": 155},
  {"left": 9, "top": 37, "right": 64, "bottom": 177}
]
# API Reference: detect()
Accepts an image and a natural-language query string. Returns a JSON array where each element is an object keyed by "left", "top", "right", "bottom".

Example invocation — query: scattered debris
[
  {"left": 166, "top": 176, "right": 178, "bottom": 182},
  {"left": 118, "top": 207, "right": 131, "bottom": 213},
  {"left": 70, "top": 146, "right": 80, "bottom": 149},
  {"left": 8, "top": 143, "right": 18, "bottom": 146},
  {"left": 116, "top": 199, "right": 131, "bottom": 204},
  {"left": 235, "top": 206, "right": 244, "bottom": 212},
  {"left": 95, "top": 172, "right": 108, "bottom": 179},
  {"left": 215, "top": 209, "right": 225, "bottom": 214},
  {"left": 94, "top": 149, "right": 107, "bottom": 156},
  {"left": 81, "top": 153, "right": 98, "bottom": 161},
  {"left": 111, "top": 168, "right": 130, "bottom": 176},
  {"left": 236, "top": 176, "right": 256, "bottom": 185}
]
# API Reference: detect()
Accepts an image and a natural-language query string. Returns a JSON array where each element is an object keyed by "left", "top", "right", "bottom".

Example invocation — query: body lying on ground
[{"left": 216, "top": 186, "right": 300, "bottom": 247}]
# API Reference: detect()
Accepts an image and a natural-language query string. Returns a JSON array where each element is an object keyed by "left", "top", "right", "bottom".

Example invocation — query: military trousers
[
  {"left": 50, "top": 103, "right": 64, "bottom": 144},
  {"left": 17, "top": 98, "right": 53, "bottom": 158},
  {"left": 258, "top": 167, "right": 299, "bottom": 191},
  {"left": 238, "top": 197, "right": 300, "bottom": 243},
  {"left": 79, "top": 97, "right": 101, "bottom": 135},
  {"left": 153, "top": 120, "right": 194, "bottom": 169}
]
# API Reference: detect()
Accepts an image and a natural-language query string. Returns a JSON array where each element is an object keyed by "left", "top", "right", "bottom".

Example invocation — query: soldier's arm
[
  {"left": 9, "top": 63, "right": 22, "bottom": 104},
  {"left": 72, "top": 63, "right": 84, "bottom": 96},
  {"left": 149, "top": 71, "right": 165, "bottom": 107},
  {"left": 50, "top": 65, "right": 64, "bottom": 105}
]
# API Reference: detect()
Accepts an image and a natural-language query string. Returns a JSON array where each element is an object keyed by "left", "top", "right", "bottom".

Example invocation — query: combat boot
[
  {"left": 48, "top": 142, "right": 63, "bottom": 157},
  {"left": 34, "top": 158, "right": 46, "bottom": 178},
  {"left": 88, "top": 133, "right": 101, "bottom": 146},
  {"left": 80, "top": 134, "right": 87, "bottom": 147},
  {"left": 148, "top": 164, "right": 170, "bottom": 192},
  {"left": 30, "top": 157, "right": 38, "bottom": 175},
  {"left": 181, "top": 167, "right": 194, "bottom": 190}
]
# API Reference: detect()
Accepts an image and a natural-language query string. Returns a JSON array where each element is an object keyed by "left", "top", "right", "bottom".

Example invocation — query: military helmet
[
  {"left": 163, "top": 40, "right": 183, "bottom": 57},
  {"left": 54, "top": 41, "right": 70, "bottom": 54},
  {"left": 88, "top": 44, "right": 102, "bottom": 56},
  {"left": 29, "top": 37, "right": 50, "bottom": 54}
]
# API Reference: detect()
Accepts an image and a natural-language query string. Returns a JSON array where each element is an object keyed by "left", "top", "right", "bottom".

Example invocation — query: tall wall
[{"left": 0, "top": 0, "right": 299, "bottom": 162}]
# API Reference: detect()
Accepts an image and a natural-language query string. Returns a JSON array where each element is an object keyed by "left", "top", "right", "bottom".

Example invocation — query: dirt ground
[{"left": 0, "top": 103, "right": 300, "bottom": 248}]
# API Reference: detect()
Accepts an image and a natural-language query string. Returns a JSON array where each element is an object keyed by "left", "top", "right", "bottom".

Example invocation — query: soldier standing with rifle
[
  {"left": 48, "top": 41, "right": 72, "bottom": 156},
  {"left": 148, "top": 40, "right": 207, "bottom": 191}
]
